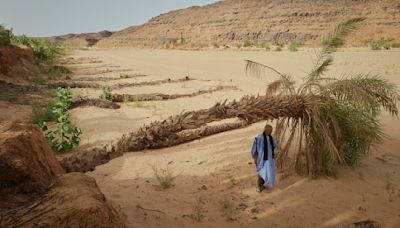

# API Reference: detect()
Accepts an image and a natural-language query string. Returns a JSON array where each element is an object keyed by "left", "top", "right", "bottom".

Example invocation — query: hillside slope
[{"left": 97, "top": 0, "right": 400, "bottom": 48}]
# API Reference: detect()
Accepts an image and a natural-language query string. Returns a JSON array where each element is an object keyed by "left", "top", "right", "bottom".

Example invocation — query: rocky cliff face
[{"left": 97, "top": 0, "right": 400, "bottom": 48}]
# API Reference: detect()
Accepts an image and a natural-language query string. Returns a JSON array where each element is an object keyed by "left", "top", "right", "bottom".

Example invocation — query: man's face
[{"left": 264, "top": 126, "right": 273, "bottom": 135}]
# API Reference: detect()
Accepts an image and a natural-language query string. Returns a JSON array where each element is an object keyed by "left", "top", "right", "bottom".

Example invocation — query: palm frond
[
  {"left": 307, "top": 18, "right": 365, "bottom": 81},
  {"left": 325, "top": 74, "right": 400, "bottom": 116},
  {"left": 308, "top": 57, "right": 333, "bottom": 80},
  {"left": 266, "top": 74, "right": 296, "bottom": 96},
  {"left": 245, "top": 60, "right": 286, "bottom": 79}
]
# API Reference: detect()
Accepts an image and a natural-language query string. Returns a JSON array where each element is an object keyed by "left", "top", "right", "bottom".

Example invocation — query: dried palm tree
[{"left": 245, "top": 18, "right": 399, "bottom": 176}]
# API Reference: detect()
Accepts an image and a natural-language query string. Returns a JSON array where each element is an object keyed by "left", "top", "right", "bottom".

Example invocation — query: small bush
[
  {"left": 28, "top": 74, "right": 49, "bottom": 85},
  {"left": 274, "top": 40, "right": 285, "bottom": 48},
  {"left": 255, "top": 42, "right": 268, "bottom": 49},
  {"left": 243, "top": 40, "right": 253, "bottom": 47},
  {"left": 30, "top": 100, "right": 57, "bottom": 124},
  {"left": 275, "top": 47, "right": 282, "bottom": 51},
  {"left": 152, "top": 165, "right": 174, "bottom": 189},
  {"left": 371, "top": 38, "right": 394, "bottom": 50},
  {"left": 288, "top": 40, "right": 303, "bottom": 52},
  {"left": 193, "top": 196, "right": 205, "bottom": 221},
  {"left": 133, "top": 95, "right": 144, "bottom": 107},
  {"left": 221, "top": 195, "right": 234, "bottom": 220},
  {"left": 101, "top": 85, "right": 112, "bottom": 101},
  {"left": 0, "top": 25, "right": 12, "bottom": 46}
]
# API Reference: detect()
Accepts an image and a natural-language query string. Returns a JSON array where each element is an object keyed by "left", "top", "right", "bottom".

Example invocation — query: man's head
[{"left": 264, "top": 124, "right": 273, "bottom": 136}]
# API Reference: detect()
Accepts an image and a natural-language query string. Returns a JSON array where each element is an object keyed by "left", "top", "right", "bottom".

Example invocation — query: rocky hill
[
  {"left": 53, "top": 30, "right": 113, "bottom": 47},
  {"left": 96, "top": 0, "right": 400, "bottom": 48}
]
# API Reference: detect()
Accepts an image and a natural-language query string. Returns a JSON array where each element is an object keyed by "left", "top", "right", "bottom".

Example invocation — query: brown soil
[
  {"left": 0, "top": 45, "right": 38, "bottom": 84},
  {"left": 0, "top": 122, "right": 125, "bottom": 227},
  {"left": 0, "top": 122, "right": 65, "bottom": 206},
  {"left": 1, "top": 173, "right": 125, "bottom": 228}
]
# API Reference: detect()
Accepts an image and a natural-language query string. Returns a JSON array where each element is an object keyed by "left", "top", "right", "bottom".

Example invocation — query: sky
[{"left": 0, "top": 0, "right": 217, "bottom": 37}]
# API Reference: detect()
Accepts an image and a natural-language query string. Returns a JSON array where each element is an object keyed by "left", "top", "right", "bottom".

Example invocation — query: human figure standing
[{"left": 251, "top": 124, "right": 277, "bottom": 192}]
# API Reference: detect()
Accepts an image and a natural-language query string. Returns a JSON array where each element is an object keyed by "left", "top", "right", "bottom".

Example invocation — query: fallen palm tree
[
  {"left": 111, "top": 85, "right": 238, "bottom": 102},
  {"left": 48, "top": 76, "right": 193, "bottom": 89},
  {"left": 59, "top": 18, "right": 399, "bottom": 176},
  {"left": 60, "top": 94, "right": 306, "bottom": 172},
  {"left": 72, "top": 68, "right": 133, "bottom": 76},
  {"left": 70, "top": 74, "right": 147, "bottom": 82},
  {"left": 59, "top": 57, "right": 102, "bottom": 65},
  {"left": 70, "top": 98, "right": 120, "bottom": 110},
  {"left": 111, "top": 76, "right": 192, "bottom": 89}
]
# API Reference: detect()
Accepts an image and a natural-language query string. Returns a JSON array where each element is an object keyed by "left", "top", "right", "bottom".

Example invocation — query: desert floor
[{"left": 44, "top": 48, "right": 400, "bottom": 227}]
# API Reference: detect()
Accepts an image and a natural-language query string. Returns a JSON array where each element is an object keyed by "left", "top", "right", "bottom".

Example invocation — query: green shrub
[
  {"left": 0, "top": 25, "right": 12, "bottom": 46},
  {"left": 193, "top": 196, "right": 205, "bottom": 221},
  {"left": 288, "top": 40, "right": 303, "bottom": 52},
  {"left": 30, "top": 100, "right": 57, "bottom": 124},
  {"left": 39, "top": 88, "right": 81, "bottom": 153},
  {"left": 243, "top": 40, "right": 253, "bottom": 47},
  {"left": 152, "top": 165, "right": 174, "bottom": 189},
  {"left": 46, "top": 65, "right": 71, "bottom": 79},
  {"left": 101, "top": 85, "right": 112, "bottom": 101},
  {"left": 371, "top": 38, "right": 394, "bottom": 50},
  {"left": 274, "top": 40, "right": 285, "bottom": 48},
  {"left": 256, "top": 42, "right": 270, "bottom": 50},
  {"left": 221, "top": 195, "right": 234, "bottom": 220},
  {"left": 12, "top": 35, "right": 65, "bottom": 63}
]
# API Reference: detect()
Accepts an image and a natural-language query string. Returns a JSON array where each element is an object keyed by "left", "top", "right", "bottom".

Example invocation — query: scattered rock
[
  {"left": 238, "top": 202, "right": 248, "bottom": 210},
  {"left": 199, "top": 185, "right": 208, "bottom": 191},
  {"left": 250, "top": 207, "right": 259, "bottom": 214}
]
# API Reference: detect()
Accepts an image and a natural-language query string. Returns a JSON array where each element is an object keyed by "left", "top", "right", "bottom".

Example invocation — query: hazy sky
[{"left": 0, "top": 0, "right": 217, "bottom": 37}]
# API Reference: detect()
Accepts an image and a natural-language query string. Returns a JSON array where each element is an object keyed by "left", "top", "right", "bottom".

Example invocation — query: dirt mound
[
  {"left": 0, "top": 122, "right": 65, "bottom": 200},
  {"left": 0, "top": 45, "right": 38, "bottom": 83},
  {"left": 1, "top": 173, "right": 125, "bottom": 228},
  {"left": 97, "top": 0, "right": 400, "bottom": 48},
  {"left": 0, "top": 122, "right": 125, "bottom": 227}
]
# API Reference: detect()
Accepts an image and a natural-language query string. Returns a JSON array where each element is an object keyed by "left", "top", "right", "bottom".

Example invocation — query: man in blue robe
[{"left": 251, "top": 124, "right": 277, "bottom": 192}]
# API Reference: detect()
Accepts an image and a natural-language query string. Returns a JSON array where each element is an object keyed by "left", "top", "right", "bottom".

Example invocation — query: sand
[{"left": 65, "top": 48, "right": 400, "bottom": 227}]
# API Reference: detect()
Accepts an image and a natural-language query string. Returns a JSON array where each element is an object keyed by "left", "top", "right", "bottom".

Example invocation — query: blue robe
[{"left": 251, "top": 134, "right": 277, "bottom": 188}]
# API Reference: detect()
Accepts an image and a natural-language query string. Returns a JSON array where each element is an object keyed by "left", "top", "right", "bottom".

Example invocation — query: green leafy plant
[
  {"left": 0, "top": 25, "right": 12, "bottom": 46},
  {"left": 101, "top": 85, "right": 112, "bottom": 101},
  {"left": 39, "top": 88, "right": 81, "bottom": 153}
]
